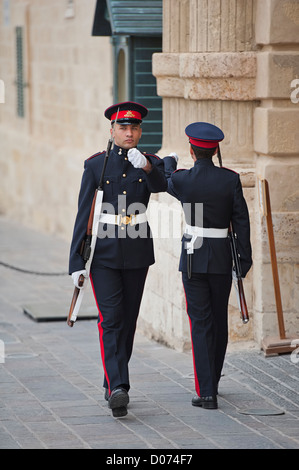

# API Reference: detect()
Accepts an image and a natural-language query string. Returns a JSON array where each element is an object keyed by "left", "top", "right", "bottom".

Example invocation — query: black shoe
[
  {"left": 192, "top": 395, "right": 218, "bottom": 409},
  {"left": 108, "top": 387, "right": 129, "bottom": 411},
  {"left": 105, "top": 387, "right": 130, "bottom": 404},
  {"left": 112, "top": 406, "right": 128, "bottom": 418}
]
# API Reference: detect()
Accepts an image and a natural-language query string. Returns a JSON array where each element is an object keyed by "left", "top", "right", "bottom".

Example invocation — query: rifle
[
  {"left": 67, "top": 108, "right": 119, "bottom": 327},
  {"left": 229, "top": 223, "right": 249, "bottom": 324},
  {"left": 217, "top": 152, "right": 249, "bottom": 324},
  {"left": 67, "top": 189, "right": 99, "bottom": 327}
]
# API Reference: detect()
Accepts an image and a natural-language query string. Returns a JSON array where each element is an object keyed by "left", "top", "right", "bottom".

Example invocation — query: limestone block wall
[
  {"left": 0, "top": 0, "right": 113, "bottom": 241},
  {"left": 139, "top": 0, "right": 259, "bottom": 350},
  {"left": 141, "top": 0, "right": 299, "bottom": 350}
]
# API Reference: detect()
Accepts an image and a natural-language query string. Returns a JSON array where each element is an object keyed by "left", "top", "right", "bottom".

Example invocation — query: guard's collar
[
  {"left": 113, "top": 145, "right": 128, "bottom": 157},
  {"left": 194, "top": 158, "right": 214, "bottom": 167}
]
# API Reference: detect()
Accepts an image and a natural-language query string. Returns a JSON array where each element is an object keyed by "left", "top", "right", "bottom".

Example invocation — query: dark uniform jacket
[
  {"left": 69, "top": 145, "right": 167, "bottom": 274},
  {"left": 164, "top": 156, "right": 252, "bottom": 277}
]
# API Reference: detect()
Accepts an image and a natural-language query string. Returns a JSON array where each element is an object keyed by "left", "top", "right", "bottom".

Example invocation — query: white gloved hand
[
  {"left": 71, "top": 269, "right": 87, "bottom": 289},
  {"left": 128, "top": 148, "right": 147, "bottom": 169},
  {"left": 169, "top": 152, "right": 179, "bottom": 162}
]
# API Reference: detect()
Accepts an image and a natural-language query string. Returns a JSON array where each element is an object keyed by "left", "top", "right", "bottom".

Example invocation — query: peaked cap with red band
[
  {"left": 185, "top": 122, "right": 224, "bottom": 149},
  {"left": 104, "top": 101, "right": 148, "bottom": 124}
]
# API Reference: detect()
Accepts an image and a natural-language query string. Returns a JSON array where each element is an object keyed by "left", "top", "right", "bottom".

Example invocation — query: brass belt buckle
[
  {"left": 118, "top": 214, "right": 136, "bottom": 226},
  {"left": 122, "top": 215, "right": 131, "bottom": 225}
]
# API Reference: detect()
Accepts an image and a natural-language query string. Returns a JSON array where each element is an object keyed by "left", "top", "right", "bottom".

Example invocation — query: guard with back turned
[{"left": 164, "top": 122, "right": 252, "bottom": 409}]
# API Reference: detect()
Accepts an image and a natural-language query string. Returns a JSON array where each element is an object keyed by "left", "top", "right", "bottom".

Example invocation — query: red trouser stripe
[
  {"left": 90, "top": 274, "right": 111, "bottom": 394},
  {"left": 183, "top": 284, "right": 201, "bottom": 397}
]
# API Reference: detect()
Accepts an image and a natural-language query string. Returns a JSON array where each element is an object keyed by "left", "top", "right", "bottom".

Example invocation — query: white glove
[
  {"left": 72, "top": 269, "right": 87, "bottom": 289},
  {"left": 128, "top": 148, "right": 147, "bottom": 169},
  {"left": 169, "top": 152, "right": 179, "bottom": 162}
]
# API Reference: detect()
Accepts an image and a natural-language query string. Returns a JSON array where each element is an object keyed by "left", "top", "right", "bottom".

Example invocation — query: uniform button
[
  {"left": 122, "top": 174, "right": 126, "bottom": 178},
  {"left": 106, "top": 180, "right": 110, "bottom": 184},
  {"left": 124, "top": 157, "right": 128, "bottom": 161},
  {"left": 121, "top": 226, "right": 125, "bottom": 231},
  {"left": 123, "top": 190, "right": 127, "bottom": 195},
  {"left": 122, "top": 209, "right": 126, "bottom": 213},
  {"left": 139, "top": 178, "right": 142, "bottom": 182}
]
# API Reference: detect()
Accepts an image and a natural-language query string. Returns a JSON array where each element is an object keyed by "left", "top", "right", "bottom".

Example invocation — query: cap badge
[{"left": 124, "top": 111, "right": 135, "bottom": 118}]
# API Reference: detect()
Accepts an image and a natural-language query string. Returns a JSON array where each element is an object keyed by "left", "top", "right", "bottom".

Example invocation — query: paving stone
[{"left": 0, "top": 216, "right": 299, "bottom": 450}]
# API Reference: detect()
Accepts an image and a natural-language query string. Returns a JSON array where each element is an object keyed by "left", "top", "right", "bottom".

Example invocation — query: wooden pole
[
  {"left": 259, "top": 178, "right": 296, "bottom": 356},
  {"left": 264, "top": 180, "right": 286, "bottom": 340}
]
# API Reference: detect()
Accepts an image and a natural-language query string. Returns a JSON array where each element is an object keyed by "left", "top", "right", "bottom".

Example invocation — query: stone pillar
[
  {"left": 140, "top": 0, "right": 299, "bottom": 351},
  {"left": 254, "top": 0, "right": 299, "bottom": 344},
  {"left": 139, "top": 0, "right": 258, "bottom": 350}
]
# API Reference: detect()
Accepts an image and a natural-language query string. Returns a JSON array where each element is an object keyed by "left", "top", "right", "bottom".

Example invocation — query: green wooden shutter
[
  {"left": 131, "top": 36, "right": 162, "bottom": 155},
  {"left": 15, "top": 26, "right": 25, "bottom": 118},
  {"left": 106, "top": 0, "right": 162, "bottom": 36},
  {"left": 92, "top": 0, "right": 163, "bottom": 154}
]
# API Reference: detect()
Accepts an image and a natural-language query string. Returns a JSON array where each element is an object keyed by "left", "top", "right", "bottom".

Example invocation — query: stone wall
[
  {"left": 139, "top": 0, "right": 258, "bottom": 349},
  {"left": 0, "top": 0, "right": 113, "bottom": 241},
  {"left": 139, "top": 0, "right": 299, "bottom": 350},
  {"left": 254, "top": 0, "right": 299, "bottom": 343}
]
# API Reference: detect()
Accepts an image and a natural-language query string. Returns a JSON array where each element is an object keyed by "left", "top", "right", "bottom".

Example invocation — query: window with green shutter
[
  {"left": 15, "top": 26, "right": 25, "bottom": 118},
  {"left": 131, "top": 36, "right": 162, "bottom": 154},
  {"left": 92, "top": 0, "right": 163, "bottom": 154}
]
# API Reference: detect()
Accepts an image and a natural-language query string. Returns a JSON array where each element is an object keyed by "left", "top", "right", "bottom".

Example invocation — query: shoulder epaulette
[
  {"left": 143, "top": 152, "right": 160, "bottom": 160},
  {"left": 86, "top": 150, "right": 105, "bottom": 161}
]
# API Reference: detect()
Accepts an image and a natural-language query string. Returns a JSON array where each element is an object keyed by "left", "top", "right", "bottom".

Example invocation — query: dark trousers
[
  {"left": 182, "top": 272, "right": 232, "bottom": 397},
  {"left": 90, "top": 265, "right": 148, "bottom": 394}
]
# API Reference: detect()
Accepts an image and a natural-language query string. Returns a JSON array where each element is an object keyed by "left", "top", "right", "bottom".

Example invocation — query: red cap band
[
  {"left": 189, "top": 138, "right": 219, "bottom": 148},
  {"left": 111, "top": 110, "right": 142, "bottom": 121}
]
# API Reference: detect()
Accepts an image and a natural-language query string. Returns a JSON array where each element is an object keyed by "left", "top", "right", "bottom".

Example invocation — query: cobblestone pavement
[{"left": 0, "top": 216, "right": 298, "bottom": 451}]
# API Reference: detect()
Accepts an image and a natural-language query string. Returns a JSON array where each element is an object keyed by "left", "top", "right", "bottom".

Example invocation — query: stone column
[
  {"left": 140, "top": 0, "right": 299, "bottom": 350},
  {"left": 138, "top": 0, "right": 259, "bottom": 350},
  {"left": 254, "top": 0, "right": 299, "bottom": 344}
]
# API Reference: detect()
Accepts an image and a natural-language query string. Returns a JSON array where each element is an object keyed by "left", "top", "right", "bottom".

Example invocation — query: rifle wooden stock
[
  {"left": 229, "top": 224, "right": 250, "bottom": 324},
  {"left": 67, "top": 274, "right": 84, "bottom": 327},
  {"left": 80, "top": 189, "right": 98, "bottom": 261},
  {"left": 237, "top": 278, "right": 249, "bottom": 324}
]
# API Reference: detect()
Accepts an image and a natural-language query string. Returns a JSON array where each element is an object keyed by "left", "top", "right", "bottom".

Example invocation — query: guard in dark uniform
[
  {"left": 164, "top": 122, "right": 252, "bottom": 409},
  {"left": 69, "top": 101, "right": 167, "bottom": 417}
]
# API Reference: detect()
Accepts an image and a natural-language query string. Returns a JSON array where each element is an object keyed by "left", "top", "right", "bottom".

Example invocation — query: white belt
[
  {"left": 185, "top": 224, "right": 228, "bottom": 254},
  {"left": 99, "top": 212, "right": 147, "bottom": 227}
]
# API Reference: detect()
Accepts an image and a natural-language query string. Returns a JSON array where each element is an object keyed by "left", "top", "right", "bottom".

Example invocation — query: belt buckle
[{"left": 119, "top": 214, "right": 136, "bottom": 226}]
